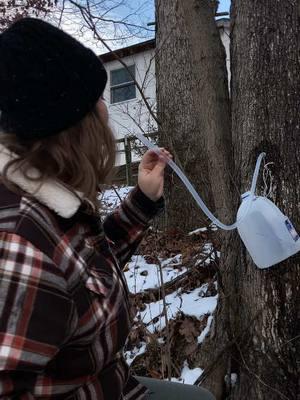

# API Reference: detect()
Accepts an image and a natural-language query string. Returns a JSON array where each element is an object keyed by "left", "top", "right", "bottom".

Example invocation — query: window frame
[{"left": 110, "top": 65, "right": 136, "bottom": 104}]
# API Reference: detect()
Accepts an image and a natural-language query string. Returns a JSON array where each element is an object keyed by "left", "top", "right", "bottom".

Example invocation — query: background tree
[
  {"left": 53, "top": 0, "right": 154, "bottom": 53},
  {"left": 156, "top": 0, "right": 300, "bottom": 398},
  {"left": 0, "top": 0, "right": 55, "bottom": 30},
  {"left": 155, "top": 0, "right": 219, "bottom": 231},
  {"left": 175, "top": 1, "right": 236, "bottom": 398},
  {"left": 0, "top": 0, "right": 154, "bottom": 51}
]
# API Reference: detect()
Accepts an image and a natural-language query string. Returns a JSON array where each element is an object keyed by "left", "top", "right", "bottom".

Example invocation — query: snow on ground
[
  {"left": 138, "top": 286, "right": 218, "bottom": 333},
  {"left": 102, "top": 186, "right": 218, "bottom": 384},
  {"left": 198, "top": 315, "right": 214, "bottom": 344},
  {"left": 126, "top": 349, "right": 205, "bottom": 385},
  {"left": 170, "top": 361, "right": 204, "bottom": 384},
  {"left": 125, "top": 343, "right": 147, "bottom": 366},
  {"left": 100, "top": 186, "right": 133, "bottom": 214},
  {"left": 125, "top": 255, "right": 185, "bottom": 293},
  {"left": 188, "top": 224, "right": 218, "bottom": 234},
  {"left": 124, "top": 253, "right": 218, "bottom": 334},
  {"left": 193, "top": 242, "right": 221, "bottom": 266},
  {"left": 188, "top": 227, "right": 208, "bottom": 235}
]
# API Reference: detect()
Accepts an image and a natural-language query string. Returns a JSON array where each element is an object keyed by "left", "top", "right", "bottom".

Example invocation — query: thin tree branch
[{"left": 68, "top": 0, "right": 159, "bottom": 125}]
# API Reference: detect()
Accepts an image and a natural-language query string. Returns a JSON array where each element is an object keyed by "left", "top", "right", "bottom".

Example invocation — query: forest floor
[{"left": 101, "top": 186, "right": 220, "bottom": 384}]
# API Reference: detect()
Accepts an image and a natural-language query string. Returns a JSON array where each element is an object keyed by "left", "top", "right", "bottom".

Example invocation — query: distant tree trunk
[
  {"left": 178, "top": 1, "right": 238, "bottom": 397},
  {"left": 155, "top": 0, "right": 217, "bottom": 231},
  {"left": 228, "top": 1, "right": 300, "bottom": 399}
]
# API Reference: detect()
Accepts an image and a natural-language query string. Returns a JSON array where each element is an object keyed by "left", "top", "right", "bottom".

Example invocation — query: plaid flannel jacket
[{"left": 0, "top": 173, "right": 163, "bottom": 399}]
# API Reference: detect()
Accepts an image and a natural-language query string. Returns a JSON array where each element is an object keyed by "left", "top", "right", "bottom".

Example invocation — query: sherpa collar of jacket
[{"left": 0, "top": 144, "right": 84, "bottom": 218}]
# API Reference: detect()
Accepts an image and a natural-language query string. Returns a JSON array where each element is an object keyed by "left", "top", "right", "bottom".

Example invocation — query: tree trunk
[
  {"left": 156, "top": 0, "right": 300, "bottom": 398},
  {"left": 155, "top": 0, "right": 216, "bottom": 231},
  {"left": 228, "top": 1, "right": 300, "bottom": 399},
  {"left": 178, "top": 1, "right": 237, "bottom": 397}
]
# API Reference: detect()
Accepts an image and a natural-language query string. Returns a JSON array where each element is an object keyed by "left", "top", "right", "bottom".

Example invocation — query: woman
[{"left": 0, "top": 18, "right": 214, "bottom": 400}]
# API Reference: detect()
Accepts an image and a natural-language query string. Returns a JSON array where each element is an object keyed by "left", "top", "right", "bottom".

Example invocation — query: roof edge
[
  {"left": 100, "top": 39, "right": 155, "bottom": 63},
  {"left": 100, "top": 18, "right": 230, "bottom": 63}
]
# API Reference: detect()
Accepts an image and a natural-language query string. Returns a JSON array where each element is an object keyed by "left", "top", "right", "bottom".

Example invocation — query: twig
[
  {"left": 58, "top": 0, "right": 66, "bottom": 27},
  {"left": 156, "top": 254, "right": 172, "bottom": 381},
  {"left": 112, "top": 185, "right": 122, "bottom": 202},
  {"left": 68, "top": 0, "right": 160, "bottom": 126},
  {"left": 137, "top": 250, "right": 216, "bottom": 305},
  {"left": 282, "top": 334, "right": 300, "bottom": 345}
]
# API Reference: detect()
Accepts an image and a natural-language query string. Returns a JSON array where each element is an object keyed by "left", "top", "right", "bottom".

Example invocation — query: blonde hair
[{"left": 0, "top": 107, "right": 116, "bottom": 209}]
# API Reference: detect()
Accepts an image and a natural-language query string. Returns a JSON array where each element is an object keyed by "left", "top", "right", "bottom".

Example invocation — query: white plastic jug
[
  {"left": 133, "top": 131, "right": 300, "bottom": 269},
  {"left": 237, "top": 192, "right": 300, "bottom": 268}
]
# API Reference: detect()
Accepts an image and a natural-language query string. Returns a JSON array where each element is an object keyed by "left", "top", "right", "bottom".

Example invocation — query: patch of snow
[
  {"left": 161, "top": 254, "right": 182, "bottom": 267},
  {"left": 100, "top": 186, "right": 133, "bottom": 213},
  {"left": 189, "top": 224, "right": 218, "bottom": 234},
  {"left": 209, "top": 223, "right": 218, "bottom": 231},
  {"left": 139, "top": 286, "right": 218, "bottom": 333},
  {"left": 124, "top": 343, "right": 147, "bottom": 366},
  {"left": 231, "top": 373, "right": 238, "bottom": 386},
  {"left": 198, "top": 283, "right": 209, "bottom": 297},
  {"left": 195, "top": 258, "right": 207, "bottom": 267},
  {"left": 169, "top": 361, "right": 203, "bottom": 384},
  {"left": 202, "top": 243, "right": 214, "bottom": 254},
  {"left": 193, "top": 243, "right": 215, "bottom": 266},
  {"left": 225, "top": 373, "right": 238, "bottom": 387},
  {"left": 188, "top": 227, "right": 208, "bottom": 235},
  {"left": 125, "top": 255, "right": 187, "bottom": 294},
  {"left": 197, "top": 315, "right": 214, "bottom": 344}
]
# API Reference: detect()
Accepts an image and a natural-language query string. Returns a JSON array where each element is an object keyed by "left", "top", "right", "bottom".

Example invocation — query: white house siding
[
  {"left": 219, "top": 25, "right": 231, "bottom": 85},
  {"left": 103, "top": 49, "right": 156, "bottom": 165},
  {"left": 103, "top": 22, "right": 230, "bottom": 165}
]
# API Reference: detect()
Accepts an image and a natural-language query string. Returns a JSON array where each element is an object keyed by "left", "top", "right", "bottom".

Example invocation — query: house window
[{"left": 110, "top": 65, "right": 136, "bottom": 104}]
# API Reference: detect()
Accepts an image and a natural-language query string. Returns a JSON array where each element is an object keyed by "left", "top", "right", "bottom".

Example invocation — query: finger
[
  {"left": 159, "top": 148, "right": 173, "bottom": 158},
  {"left": 152, "top": 158, "right": 168, "bottom": 176},
  {"left": 146, "top": 148, "right": 172, "bottom": 158},
  {"left": 141, "top": 149, "right": 172, "bottom": 168},
  {"left": 144, "top": 149, "right": 160, "bottom": 161},
  {"left": 157, "top": 149, "right": 172, "bottom": 163}
]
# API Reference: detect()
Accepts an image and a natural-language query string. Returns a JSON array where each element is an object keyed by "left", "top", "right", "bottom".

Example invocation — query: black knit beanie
[{"left": 0, "top": 18, "right": 107, "bottom": 139}]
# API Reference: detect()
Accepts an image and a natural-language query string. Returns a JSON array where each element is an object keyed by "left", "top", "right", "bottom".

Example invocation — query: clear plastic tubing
[{"left": 134, "top": 131, "right": 266, "bottom": 231}]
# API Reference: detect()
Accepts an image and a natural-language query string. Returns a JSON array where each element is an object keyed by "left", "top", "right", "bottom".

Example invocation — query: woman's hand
[{"left": 138, "top": 148, "right": 172, "bottom": 202}]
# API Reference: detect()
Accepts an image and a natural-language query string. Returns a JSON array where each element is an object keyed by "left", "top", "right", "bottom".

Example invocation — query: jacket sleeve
[
  {"left": 103, "top": 186, "right": 164, "bottom": 268},
  {"left": 0, "top": 232, "right": 74, "bottom": 399}
]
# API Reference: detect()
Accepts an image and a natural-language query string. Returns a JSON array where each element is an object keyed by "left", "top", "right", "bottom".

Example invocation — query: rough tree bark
[
  {"left": 155, "top": 0, "right": 216, "bottom": 231},
  {"left": 156, "top": 0, "right": 300, "bottom": 399},
  {"left": 228, "top": 1, "right": 300, "bottom": 399},
  {"left": 178, "top": 1, "right": 237, "bottom": 398}
]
